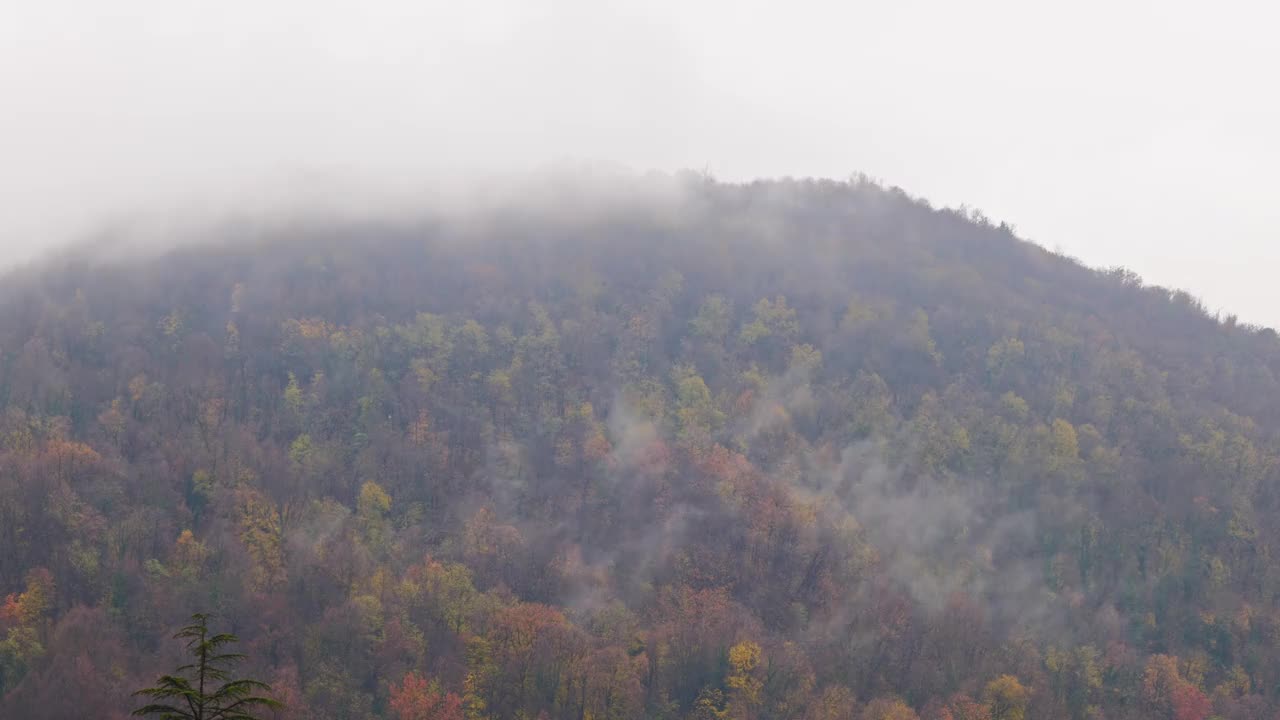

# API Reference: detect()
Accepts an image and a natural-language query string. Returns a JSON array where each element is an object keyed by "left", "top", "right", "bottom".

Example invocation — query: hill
[{"left": 2, "top": 173, "right": 1279, "bottom": 719}]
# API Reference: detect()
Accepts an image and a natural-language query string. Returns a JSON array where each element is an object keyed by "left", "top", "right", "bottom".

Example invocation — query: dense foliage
[{"left": 3, "top": 174, "right": 1280, "bottom": 719}]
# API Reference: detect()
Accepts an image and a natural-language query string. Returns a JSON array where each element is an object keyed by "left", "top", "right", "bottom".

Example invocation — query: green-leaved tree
[{"left": 132, "top": 613, "right": 282, "bottom": 720}]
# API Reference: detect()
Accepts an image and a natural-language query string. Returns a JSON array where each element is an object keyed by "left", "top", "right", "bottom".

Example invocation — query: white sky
[{"left": 2, "top": 0, "right": 1278, "bottom": 325}]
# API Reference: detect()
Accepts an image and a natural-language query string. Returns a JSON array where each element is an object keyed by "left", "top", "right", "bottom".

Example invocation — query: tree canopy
[{"left": 2, "top": 174, "right": 1280, "bottom": 719}]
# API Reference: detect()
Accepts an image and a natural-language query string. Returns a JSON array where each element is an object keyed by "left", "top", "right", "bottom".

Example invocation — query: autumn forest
[{"left": 2, "top": 174, "right": 1280, "bottom": 720}]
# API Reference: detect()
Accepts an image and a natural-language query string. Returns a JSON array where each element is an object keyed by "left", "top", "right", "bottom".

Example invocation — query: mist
[
  {"left": 3, "top": 155, "right": 1280, "bottom": 717},
  {"left": 4, "top": 5, "right": 1280, "bottom": 715},
  {"left": 4, "top": 0, "right": 1280, "bottom": 326}
]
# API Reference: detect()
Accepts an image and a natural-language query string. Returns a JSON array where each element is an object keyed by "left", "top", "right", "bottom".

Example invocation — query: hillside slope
[{"left": 2, "top": 174, "right": 1279, "bottom": 720}]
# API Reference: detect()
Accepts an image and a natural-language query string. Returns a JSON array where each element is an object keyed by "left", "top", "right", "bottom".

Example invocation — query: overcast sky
[{"left": 3, "top": 0, "right": 1278, "bottom": 325}]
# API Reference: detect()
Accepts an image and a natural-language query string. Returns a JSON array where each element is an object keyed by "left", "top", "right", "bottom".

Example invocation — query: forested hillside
[{"left": 2, "top": 174, "right": 1280, "bottom": 719}]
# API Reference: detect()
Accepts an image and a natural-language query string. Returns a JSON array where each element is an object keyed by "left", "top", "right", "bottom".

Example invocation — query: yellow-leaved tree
[{"left": 726, "top": 640, "right": 763, "bottom": 718}]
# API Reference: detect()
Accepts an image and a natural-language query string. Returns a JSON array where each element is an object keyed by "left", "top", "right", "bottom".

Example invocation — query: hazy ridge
[{"left": 1, "top": 174, "right": 1278, "bottom": 720}]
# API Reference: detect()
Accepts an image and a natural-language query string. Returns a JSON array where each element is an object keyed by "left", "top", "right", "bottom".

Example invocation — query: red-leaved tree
[{"left": 389, "top": 672, "right": 463, "bottom": 720}]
